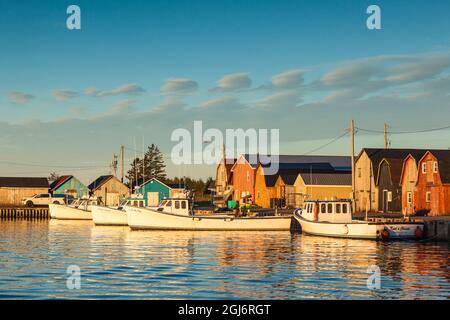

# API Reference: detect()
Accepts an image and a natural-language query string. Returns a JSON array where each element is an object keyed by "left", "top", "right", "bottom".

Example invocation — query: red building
[
  {"left": 230, "top": 155, "right": 258, "bottom": 204},
  {"left": 415, "top": 150, "right": 450, "bottom": 216}
]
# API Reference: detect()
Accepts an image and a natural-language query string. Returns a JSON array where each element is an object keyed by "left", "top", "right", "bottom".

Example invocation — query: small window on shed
[
  {"left": 426, "top": 192, "right": 431, "bottom": 203},
  {"left": 422, "top": 163, "right": 427, "bottom": 174},
  {"left": 433, "top": 162, "right": 438, "bottom": 173}
]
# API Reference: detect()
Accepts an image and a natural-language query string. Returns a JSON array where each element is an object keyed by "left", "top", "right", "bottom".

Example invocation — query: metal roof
[
  {"left": 297, "top": 172, "right": 352, "bottom": 186},
  {"left": 0, "top": 177, "right": 49, "bottom": 188}
]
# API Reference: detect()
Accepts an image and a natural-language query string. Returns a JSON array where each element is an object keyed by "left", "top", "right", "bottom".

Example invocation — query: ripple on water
[{"left": 0, "top": 220, "right": 449, "bottom": 299}]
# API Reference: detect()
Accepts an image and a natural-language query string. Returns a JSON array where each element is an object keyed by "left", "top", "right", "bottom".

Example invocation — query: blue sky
[{"left": 1, "top": 0, "right": 450, "bottom": 182}]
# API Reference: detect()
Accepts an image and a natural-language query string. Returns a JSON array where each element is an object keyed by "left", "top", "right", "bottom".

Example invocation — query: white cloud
[
  {"left": 161, "top": 78, "right": 198, "bottom": 95},
  {"left": 85, "top": 84, "right": 146, "bottom": 97},
  {"left": 271, "top": 69, "right": 304, "bottom": 89},
  {"left": 213, "top": 73, "right": 252, "bottom": 92}
]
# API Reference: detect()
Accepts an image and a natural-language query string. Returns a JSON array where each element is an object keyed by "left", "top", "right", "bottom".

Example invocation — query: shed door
[{"left": 147, "top": 192, "right": 159, "bottom": 206}]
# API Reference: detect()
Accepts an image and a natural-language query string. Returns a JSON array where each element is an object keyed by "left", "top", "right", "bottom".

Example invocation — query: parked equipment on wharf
[
  {"left": 49, "top": 197, "right": 102, "bottom": 220},
  {"left": 294, "top": 200, "right": 425, "bottom": 240},
  {"left": 126, "top": 197, "right": 293, "bottom": 231},
  {"left": 92, "top": 195, "right": 147, "bottom": 226}
]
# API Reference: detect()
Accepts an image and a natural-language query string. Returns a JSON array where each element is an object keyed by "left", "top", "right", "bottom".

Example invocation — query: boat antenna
[{"left": 133, "top": 136, "right": 138, "bottom": 192}]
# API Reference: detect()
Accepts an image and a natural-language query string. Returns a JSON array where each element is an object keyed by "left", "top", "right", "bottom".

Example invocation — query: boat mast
[{"left": 350, "top": 119, "right": 356, "bottom": 213}]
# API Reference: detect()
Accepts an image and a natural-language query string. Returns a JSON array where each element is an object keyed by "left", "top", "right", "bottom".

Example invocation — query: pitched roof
[
  {"left": 377, "top": 158, "right": 405, "bottom": 185},
  {"left": 49, "top": 175, "right": 73, "bottom": 191},
  {"left": 297, "top": 172, "right": 352, "bottom": 186},
  {"left": 243, "top": 154, "right": 351, "bottom": 171},
  {"left": 88, "top": 175, "right": 114, "bottom": 191},
  {"left": 0, "top": 177, "right": 49, "bottom": 188},
  {"left": 425, "top": 150, "right": 450, "bottom": 184},
  {"left": 360, "top": 148, "right": 430, "bottom": 180},
  {"left": 278, "top": 173, "right": 299, "bottom": 186}
]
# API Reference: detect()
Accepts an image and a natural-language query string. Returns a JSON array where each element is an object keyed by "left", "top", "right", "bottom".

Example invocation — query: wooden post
[{"left": 384, "top": 123, "right": 389, "bottom": 149}]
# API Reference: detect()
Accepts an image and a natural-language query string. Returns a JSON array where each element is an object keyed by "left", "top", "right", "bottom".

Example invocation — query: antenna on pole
[
  {"left": 384, "top": 123, "right": 389, "bottom": 149},
  {"left": 120, "top": 145, "right": 125, "bottom": 183},
  {"left": 349, "top": 119, "right": 356, "bottom": 213}
]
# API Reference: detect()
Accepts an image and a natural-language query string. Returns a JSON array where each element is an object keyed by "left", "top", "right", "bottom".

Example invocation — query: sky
[{"left": 1, "top": 0, "right": 450, "bottom": 183}]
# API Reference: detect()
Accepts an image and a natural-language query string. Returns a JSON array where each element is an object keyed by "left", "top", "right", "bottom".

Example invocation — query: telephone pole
[
  {"left": 120, "top": 145, "right": 125, "bottom": 183},
  {"left": 111, "top": 154, "right": 118, "bottom": 177},
  {"left": 384, "top": 123, "right": 389, "bottom": 149}
]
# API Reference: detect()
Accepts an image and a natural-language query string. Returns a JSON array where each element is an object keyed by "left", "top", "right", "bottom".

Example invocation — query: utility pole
[
  {"left": 120, "top": 145, "right": 125, "bottom": 183},
  {"left": 350, "top": 119, "right": 356, "bottom": 212},
  {"left": 384, "top": 123, "right": 389, "bottom": 149},
  {"left": 111, "top": 154, "right": 118, "bottom": 177}
]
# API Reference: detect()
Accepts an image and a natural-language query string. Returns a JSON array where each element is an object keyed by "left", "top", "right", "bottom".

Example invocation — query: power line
[
  {"left": 0, "top": 160, "right": 109, "bottom": 169},
  {"left": 357, "top": 124, "right": 450, "bottom": 135},
  {"left": 302, "top": 131, "right": 349, "bottom": 155}
]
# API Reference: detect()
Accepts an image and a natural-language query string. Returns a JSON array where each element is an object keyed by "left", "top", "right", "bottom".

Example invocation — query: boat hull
[
  {"left": 126, "top": 206, "right": 292, "bottom": 231},
  {"left": 92, "top": 206, "right": 127, "bottom": 226},
  {"left": 49, "top": 204, "right": 92, "bottom": 220},
  {"left": 294, "top": 212, "right": 423, "bottom": 240}
]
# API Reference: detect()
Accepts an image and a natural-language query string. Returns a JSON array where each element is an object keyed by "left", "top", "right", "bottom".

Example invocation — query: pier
[{"left": 0, "top": 207, "right": 49, "bottom": 219}]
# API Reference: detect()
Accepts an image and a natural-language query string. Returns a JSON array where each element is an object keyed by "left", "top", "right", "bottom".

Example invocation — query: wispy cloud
[
  {"left": 85, "top": 83, "right": 146, "bottom": 97},
  {"left": 52, "top": 89, "right": 79, "bottom": 101},
  {"left": 212, "top": 73, "right": 252, "bottom": 92},
  {"left": 7, "top": 91, "right": 34, "bottom": 104},
  {"left": 161, "top": 78, "right": 198, "bottom": 95}
]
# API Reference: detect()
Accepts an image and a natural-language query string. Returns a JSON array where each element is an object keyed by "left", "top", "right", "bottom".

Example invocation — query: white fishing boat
[
  {"left": 294, "top": 200, "right": 425, "bottom": 240},
  {"left": 126, "top": 198, "right": 292, "bottom": 231},
  {"left": 49, "top": 198, "right": 102, "bottom": 220},
  {"left": 92, "top": 196, "right": 147, "bottom": 226}
]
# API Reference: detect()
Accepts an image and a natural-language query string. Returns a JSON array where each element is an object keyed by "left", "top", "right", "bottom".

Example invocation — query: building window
[
  {"left": 387, "top": 191, "right": 392, "bottom": 202},
  {"left": 257, "top": 191, "right": 261, "bottom": 199},
  {"left": 221, "top": 170, "right": 225, "bottom": 182},
  {"left": 422, "top": 163, "right": 427, "bottom": 174},
  {"left": 407, "top": 192, "right": 412, "bottom": 204},
  {"left": 358, "top": 168, "right": 361, "bottom": 178},
  {"left": 246, "top": 171, "right": 250, "bottom": 182},
  {"left": 433, "top": 161, "right": 438, "bottom": 173},
  {"left": 426, "top": 192, "right": 431, "bottom": 203}
]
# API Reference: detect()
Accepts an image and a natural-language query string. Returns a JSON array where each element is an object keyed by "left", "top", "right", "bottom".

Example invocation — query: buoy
[
  {"left": 414, "top": 226, "right": 424, "bottom": 239},
  {"left": 380, "top": 228, "right": 390, "bottom": 240}
]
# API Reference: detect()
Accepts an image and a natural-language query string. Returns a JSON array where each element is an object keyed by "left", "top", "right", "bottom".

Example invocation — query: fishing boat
[
  {"left": 126, "top": 197, "right": 292, "bottom": 231},
  {"left": 49, "top": 197, "right": 102, "bottom": 220},
  {"left": 293, "top": 200, "right": 425, "bottom": 240},
  {"left": 92, "top": 195, "right": 147, "bottom": 226}
]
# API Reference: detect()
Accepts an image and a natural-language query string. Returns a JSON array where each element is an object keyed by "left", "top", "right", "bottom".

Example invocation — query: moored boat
[
  {"left": 126, "top": 198, "right": 292, "bottom": 231},
  {"left": 49, "top": 198, "right": 102, "bottom": 220},
  {"left": 92, "top": 196, "right": 147, "bottom": 226},
  {"left": 294, "top": 200, "right": 425, "bottom": 240}
]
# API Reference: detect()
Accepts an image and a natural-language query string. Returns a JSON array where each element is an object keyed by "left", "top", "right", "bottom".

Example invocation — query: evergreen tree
[
  {"left": 143, "top": 144, "right": 167, "bottom": 181},
  {"left": 126, "top": 157, "right": 142, "bottom": 188},
  {"left": 48, "top": 172, "right": 60, "bottom": 183}
]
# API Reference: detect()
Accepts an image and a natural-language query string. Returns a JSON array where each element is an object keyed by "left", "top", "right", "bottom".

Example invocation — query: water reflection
[{"left": 0, "top": 220, "right": 448, "bottom": 299}]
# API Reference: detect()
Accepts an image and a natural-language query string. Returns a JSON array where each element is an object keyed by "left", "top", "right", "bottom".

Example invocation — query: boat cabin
[
  {"left": 302, "top": 200, "right": 352, "bottom": 223},
  {"left": 157, "top": 198, "right": 192, "bottom": 216}
]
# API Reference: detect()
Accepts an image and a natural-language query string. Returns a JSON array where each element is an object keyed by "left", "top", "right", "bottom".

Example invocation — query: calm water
[{"left": 0, "top": 219, "right": 449, "bottom": 299}]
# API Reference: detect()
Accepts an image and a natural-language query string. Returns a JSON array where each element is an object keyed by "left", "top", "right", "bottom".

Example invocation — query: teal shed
[
  {"left": 49, "top": 175, "right": 89, "bottom": 198},
  {"left": 136, "top": 178, "right": 185, "bottom": 206}
]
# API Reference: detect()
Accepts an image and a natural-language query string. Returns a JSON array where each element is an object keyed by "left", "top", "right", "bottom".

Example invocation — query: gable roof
[
  {"left": 297, "top": 172, "right": 352, "bottom": 186},
  {"left": 88, "top": 175, "right": 114, "bottom": 191},
  {"left": 376, "top": 158, "right": 405, "bottom": 186},
  {"left": 232, "top": 154, "right": 351, "bottom": 171},
  {"left": 360, "top": 148, "right": 430, "bottom": 180},
  {"left": 0, "top": 177, "right": 49, "bottom": 188},
  {"left": 140, "top": 178, "right": 187, "bottom": 190},
  {"left": 421, "top": 150, "right": 450, "bottom": 184},
  {"left": 49, "top": 175, "right": 73, "bottom": 191}
]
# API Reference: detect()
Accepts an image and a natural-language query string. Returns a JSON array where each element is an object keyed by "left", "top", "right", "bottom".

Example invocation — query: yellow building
[
  {"left": 88, "top": 175, "right": 129, "bottom": 206},
  {"left": 292, "top": 173, "right": 352, "bottom": 208},
  {"left": 254, "top": 166, "right": 277, "bottom": 208}
]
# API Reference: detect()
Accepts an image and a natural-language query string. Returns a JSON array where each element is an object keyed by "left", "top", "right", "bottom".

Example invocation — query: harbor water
[{"left": 0, "top": 219, "right": 449, "bottom": 299}]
